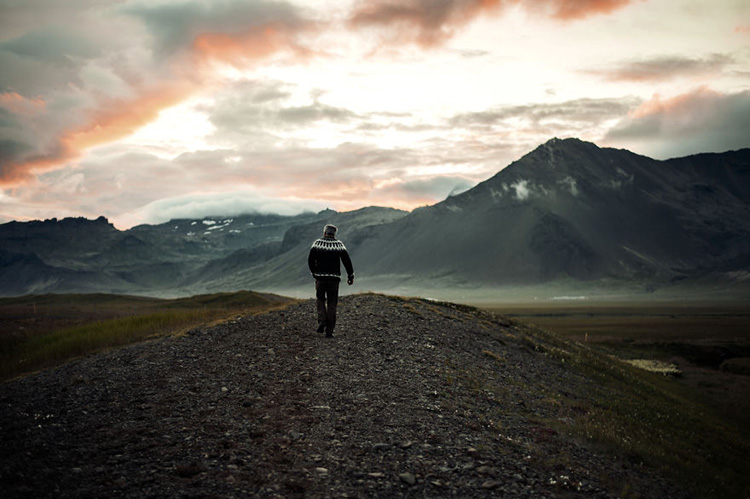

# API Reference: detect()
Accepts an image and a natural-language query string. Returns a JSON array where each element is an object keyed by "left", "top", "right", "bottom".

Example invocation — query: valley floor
[{"left": 485, "top": 301, "right": 750, "bottom": 430}]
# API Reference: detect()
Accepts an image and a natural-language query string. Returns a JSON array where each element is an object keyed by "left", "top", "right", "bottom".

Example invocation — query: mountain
[
  {"left": 0, "top": 212, "right": 319, "bottom": 296},
  {"left": 346, "top": 138, "right": 750, "bottom": 292},
  {"left": 181, "top": 206, "right": 410, "bottom": 294},
  {"left": 0, "top": 208, "right": 408, "bottom": 296},
  {"left": 1, "top": 138, "right": 748, "bottom": 298}
]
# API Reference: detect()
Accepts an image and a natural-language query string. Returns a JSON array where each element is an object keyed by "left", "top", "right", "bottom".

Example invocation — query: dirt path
[{"left": 0, "top": 294, "right": 687, "bottom": 498}]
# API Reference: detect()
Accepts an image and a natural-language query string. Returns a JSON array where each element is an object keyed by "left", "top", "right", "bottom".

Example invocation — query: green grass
[
  {"left": 512, "top": 321, "right": 750, "bottom": 499},
  {"left": 480, "top": 302, "right": 750, "bottom": 427},
  {"left": 426, "top": 298, "right": 749, "bottom": 498},
  {"left": 5, "top": 310, "right": 210, "bottom": 375},
  {"left": 0, "top": 291, "right": 295, "bottom": 380}
]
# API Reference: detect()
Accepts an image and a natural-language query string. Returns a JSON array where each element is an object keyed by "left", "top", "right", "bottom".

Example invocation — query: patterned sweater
[{"left": 308, "top": 236, "right": 354, "bottom": 281}]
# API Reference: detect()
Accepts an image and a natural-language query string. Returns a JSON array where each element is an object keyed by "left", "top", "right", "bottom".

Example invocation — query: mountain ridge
[
  {"left": 346, "top": 139, "right": 750, "bottom": 292},
  {"left": 1, "top": 138, "right": 749, "bottom": 298}
]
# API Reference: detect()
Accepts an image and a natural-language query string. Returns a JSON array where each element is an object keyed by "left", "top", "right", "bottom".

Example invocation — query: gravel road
[{"left": 0, "top": 294, "right": 688, "bottom": 498}]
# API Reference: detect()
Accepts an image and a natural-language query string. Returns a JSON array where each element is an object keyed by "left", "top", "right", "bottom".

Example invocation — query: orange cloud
[
  {"left": 0, "top": 92, "right": 46, "bottom": 117},
  {"left": 279, "top": 176, "right": 445, "bottom": 214},
  {"left": 531, "top": 0, "right": 638, "bottom": 21},
  {"left": 66, "top": 84, "right": 196, "bottom": 153},
  {"left": 0, "top": 21, "right": 315, "bottom": 187},
  {"left": 628, "top": 87, "right": 717, "bottom": 119},
  {"left": 350, "top": 0, "right": 503, "bottom": 47},
  {"left": 349, "top": 0, "right": 639, "bottom": 47},
  {"left": 192, "top": 21, "right": 317, "bottom": 67},
  {"left": 0, "top": 95, "right": 53, "bottom": 184},
  {"left": 1, "top": 148, "right": 68, "bottom": 187},
  {"left": 605, "top": 87, "right": 750, "bottom": 158},
  {"left": 0, "top": 82, "right": 196, "bottom": 187}
]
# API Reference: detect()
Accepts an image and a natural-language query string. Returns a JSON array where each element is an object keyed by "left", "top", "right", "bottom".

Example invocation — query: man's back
[{"left": 308, "top": 235, "right": 353, "bottom": 281}]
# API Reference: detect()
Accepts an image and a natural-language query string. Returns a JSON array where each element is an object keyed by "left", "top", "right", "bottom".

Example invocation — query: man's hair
[{"left": 324, "top": 224, "right": 337, "bottom": 236}]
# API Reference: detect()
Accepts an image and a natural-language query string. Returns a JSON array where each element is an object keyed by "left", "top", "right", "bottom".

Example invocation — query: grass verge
[
  {"left": 516, "top": 321, "right": 750, "bottom": 499},
  {"left": 0, "top": 291, "right": 295, "bottom": 380}
]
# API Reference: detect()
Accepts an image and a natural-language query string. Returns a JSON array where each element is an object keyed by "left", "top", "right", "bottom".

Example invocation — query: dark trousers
[{"left": 315, "top": 279, "right": 339, "bottom": 333}]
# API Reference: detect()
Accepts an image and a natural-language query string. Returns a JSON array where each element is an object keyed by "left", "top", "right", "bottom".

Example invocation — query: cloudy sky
[{"left": 1, "top": 0, "right": 748, "bottom": 228}]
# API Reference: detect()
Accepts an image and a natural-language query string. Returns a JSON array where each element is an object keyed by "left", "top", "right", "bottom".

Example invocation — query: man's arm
[
  {"left": 308, "top": 247, "right": 317, "bottom": 276},
  {"left": 341, "top": 250, "right": 354, "bottom": 284}
]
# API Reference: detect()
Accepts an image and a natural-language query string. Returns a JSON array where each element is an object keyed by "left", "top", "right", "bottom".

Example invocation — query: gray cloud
[
  {"left": 0, "top": 2, "right": 152, "bottom": 178},
  {"left": 1, "top": 26, "right": 99, "bottom": 65},
  {"left": 587, "top": 54, "right": 735, "bottom": 82},
  {"left": 397, "top": 176, "right": 475, "bottom": 197},
  {"left": 449, "top": 97, "right": 641, "bottom": 147},
  {"left": 130, "top": 190, "right": 326, "bottom": 226},
  {"left": 3, "top": 138, "right": 479, "bottom": 227},
  {"left": 0, "top": 4, "right": 143, "bottom": 96},
  {"left": 2, "top": 0, "right": 745, "bottom": 227},
  {"left": 604, "top": 88, "right": 750, "bottom": 158},
  {"left": 452, "top": 48, "right": 490, "bottom": 58},
  {"left": 121, "top": 0, "right": 309, "bottom": 57},
  {"left": 0, "top": 139, "right": 32, "bottom": 178},
  {"left": 0, "top": 0, "right": 315, "bottom": 184},
  {"left": 348, "top": 0, "right": 638, "bottom": 48},
  {"left": 451, "top": 97, "right": 638, "bottom": 128},
  {"left": 277, "top": 102, "right": 359, "bottom": 125},
  {"left": 201, "top": 79, "right": 359, "bottom": 138},
  {"left": 0, "top": 0, "right": 115, "bottom": 39}
]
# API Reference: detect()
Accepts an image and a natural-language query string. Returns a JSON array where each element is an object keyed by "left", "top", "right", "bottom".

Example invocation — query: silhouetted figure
[{"left": 308, "top": 224, "right": 354, "bottom": 337}]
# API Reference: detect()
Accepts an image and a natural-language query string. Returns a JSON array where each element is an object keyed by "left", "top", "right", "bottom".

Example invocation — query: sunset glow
[{"left": 0, "top": 0, "right": 748, "bottom": 228}]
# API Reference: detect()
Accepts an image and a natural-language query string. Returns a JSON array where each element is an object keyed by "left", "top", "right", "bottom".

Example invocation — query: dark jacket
[{"left": 308, "top": 236, "right": 354, "bottom": 281}]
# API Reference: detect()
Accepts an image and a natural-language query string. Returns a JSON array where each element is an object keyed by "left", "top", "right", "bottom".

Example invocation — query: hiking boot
[
  {"left": 317, "top": 323, "right": 326, "bottom": 333},
  {"left": 325, "top": 330, "right": 334, "bottom": 338}
]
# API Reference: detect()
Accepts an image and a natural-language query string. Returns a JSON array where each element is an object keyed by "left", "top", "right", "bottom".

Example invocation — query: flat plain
[{"left": 479, "top": 300, "right": 750, "bottom": 430}]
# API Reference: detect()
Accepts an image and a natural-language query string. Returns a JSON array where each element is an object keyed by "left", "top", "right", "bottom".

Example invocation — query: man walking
[{"left": 308, "top": 224, "right": 354, "bottom": 337}]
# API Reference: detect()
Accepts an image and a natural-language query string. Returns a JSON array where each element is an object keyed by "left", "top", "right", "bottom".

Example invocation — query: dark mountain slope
[
  {"left": 0, "top": 216, "right": 120, "bottom": 268},
  {"left": 0, "top": 250, "right": 67, "bottom": 295},
  {"left": 348, "top": 139, "right": 750, "bottom": 287},
  {"left": 0, "top": 212, "right": 333, "bottom": 296},
  {"left": 189, "top": 206, "right": 408, "bottom": 293}
]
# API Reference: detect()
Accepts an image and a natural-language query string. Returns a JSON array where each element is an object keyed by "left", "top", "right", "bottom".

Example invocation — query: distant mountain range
[{"left": 2, "top": 138, "right": 749, "bottom": 299}]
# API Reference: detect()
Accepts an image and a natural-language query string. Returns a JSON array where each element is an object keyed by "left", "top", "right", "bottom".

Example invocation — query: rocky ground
[{"left": 0, "top": 293, "right": 689, "bottom": 498}]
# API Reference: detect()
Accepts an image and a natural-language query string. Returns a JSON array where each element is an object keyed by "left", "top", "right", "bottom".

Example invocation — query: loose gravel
[{"left": 0, "top": 294, "right": 688, "bottom": 498}]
